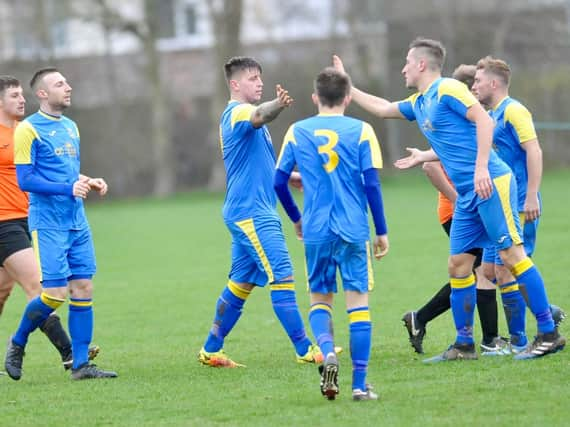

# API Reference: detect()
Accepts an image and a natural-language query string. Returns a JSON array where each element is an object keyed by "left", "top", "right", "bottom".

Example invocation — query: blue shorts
[
  {"left": 226, "top": 216, "right": 292, "bottom": 286},
  {"left": 483, "top": 213, "right": 539, "bottom": 265},
  {"left": 450, "top": 173, "right": 522, "bottom": 256},
  {"left": 304, "top": 238, "right": 373, "bottom": 294},
  {"left": 32, "top": 227, "right": 96, "bottom": 285}
]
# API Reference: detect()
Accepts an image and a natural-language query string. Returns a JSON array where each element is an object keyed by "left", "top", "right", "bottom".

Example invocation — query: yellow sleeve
[
  {"left": 230, "top": 104, "right": 256, "bottom": 129},
  {"left": 14, "top": 121, "right": 39, "bottom": 165},
  {"left": 276, "top": 124, "right": 296, "bottom": 168},
  {"left": 504, "top": 102, "right": 537, "bottom": 144},
  {"left": 437, "top": 78, "right": 478, "bottom": 108},
  {"left": 360, "top": 122, "right": 383, "bottom": 169}
]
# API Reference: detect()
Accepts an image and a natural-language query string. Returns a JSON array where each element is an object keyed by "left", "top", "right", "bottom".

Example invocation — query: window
[{"left": 156, "top": 0, "right": 212, "bottom": 50}]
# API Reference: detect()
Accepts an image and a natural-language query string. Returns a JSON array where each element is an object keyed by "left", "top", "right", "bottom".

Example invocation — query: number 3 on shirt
[{"left": 315, "top": 129, "right": 339, "bottom": 173}]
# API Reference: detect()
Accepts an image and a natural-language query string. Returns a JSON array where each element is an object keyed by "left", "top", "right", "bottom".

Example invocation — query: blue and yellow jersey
[
  {"left": 490, "top": 96, "right": 537, "bottom": 210},
  {"left": 13, "top": 110, "right": 87, "bottom": 231},
  {"left": 398, "top": 77, "right": 511, "bottom": 198},
  {"left": 220, "top": 101, "right": 278, "bottom": 222},
  {"left": 276, "top": 114, "right": 382, "bottom": 244}
]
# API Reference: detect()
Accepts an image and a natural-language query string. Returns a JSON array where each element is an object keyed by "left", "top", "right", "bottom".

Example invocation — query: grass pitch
[{"left": 1, "top": 169, "right": 568, "bottom": 426}]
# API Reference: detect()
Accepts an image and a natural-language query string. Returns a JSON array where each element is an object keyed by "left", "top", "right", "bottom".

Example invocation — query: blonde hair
[{"left": 476, "top": 56, "right": 511, "bottom": 86}]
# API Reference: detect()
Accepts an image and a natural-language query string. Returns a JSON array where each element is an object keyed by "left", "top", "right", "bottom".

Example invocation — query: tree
[
  {"left": 205, "top": 0, "right": 243, "bottom": 190},
  {"left": 86, "top": 0, "right": 174, "bottom": 196}
]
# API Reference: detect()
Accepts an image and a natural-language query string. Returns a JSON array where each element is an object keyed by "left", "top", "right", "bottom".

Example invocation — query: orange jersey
[
  {"left": 437, "top": 191, "right": 454, "bottom": 224},
  {"left": 0, "top": 123, "right": 28, "bottom": 221}
]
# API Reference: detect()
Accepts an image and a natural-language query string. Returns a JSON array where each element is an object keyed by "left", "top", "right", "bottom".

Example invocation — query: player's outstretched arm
[
  {"left": 332, "top": 55, "right": 404, "bottom": 119},
  {"left": 251, "top": 84, "right": 293, "bottom": 128},
  {"left": 422, "top": 161, "right": 457, "bottom": 203},
  {"left": 394, "top": 147, "right": 438, "bottom": 170}
]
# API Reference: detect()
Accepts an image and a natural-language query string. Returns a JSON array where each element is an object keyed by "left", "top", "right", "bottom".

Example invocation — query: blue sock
[
  {"left": 203, "top": 281, "right": 249, "bottom": 353},
  {"left": 450, "top": 275, "right": 476, "bottom": 345},
  {"left": 348, "top": 307, "right": 371, "bottom": 391},
  {"left": 69, "top": 298, "right": 93, "bottom": 369},
  {"left": 12, "top": 293, "right": 64, "bottom": 347},
  {"left": 499, "top": 281, "right": 527, "bottom": 346},
  {"left": 308, "top": 303, "right": 334, "bottom": 357},
  {"left": 270, "top": 282, "right": 311, "bottom": 356},
  {"left": 512, "top": 258, "right": 554, "bottom": 333}
]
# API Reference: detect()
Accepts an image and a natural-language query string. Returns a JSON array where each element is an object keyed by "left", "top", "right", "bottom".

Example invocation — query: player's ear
[
  {"left": 229, "top": 79, "right": 239, "bottom": 92},
  {"left": 36, "top": 88, "right": 48, "bottom": 99},
  {"left": 344, "top": 94, "right": 352, "bottom": 107},
  {"left": 311, "top": 93, "right": 319, "bottom": 106},
  {"left": 418, "top": 59, "right": 427, "bottom": 72}
]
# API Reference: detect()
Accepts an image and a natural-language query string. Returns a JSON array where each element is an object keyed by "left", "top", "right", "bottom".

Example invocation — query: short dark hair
[
  {"left": 30, "top": 67, "right": 59, "bottom": 91},
  {"left": 314, "top": 67, "right": 351, "bottom": 108},
  {"left": 224, "top": 56, "right": 262, "bottom": 81},
  {"left": 476, "top": 56, "right": 511, "bottom": 86},
  {"left": 409, "top": 37, "right": 446, "bottom": 71},
  {"left": 452, "top": 64, "right": 476, "bottom": 90},
  {"left": 0, "top": 75, "right": 21, "bottom": 96}
]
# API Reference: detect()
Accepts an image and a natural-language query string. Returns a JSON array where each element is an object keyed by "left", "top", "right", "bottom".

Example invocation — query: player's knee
[
  {"left": 480, "top": 262, "right": 496, "bottom": 282},
  {"left": 495, "top": 265, "right": 515, "bottom": 285},
  {"left": 21, "top": 280, "right": 42, "bottom": 300},
  {"left": 68, "top": 279, "right": 93, "bottom": 298},
  {"left": 42, "top": 286, "right": 67, "bottom": 300},
  {"left": 498, "top": 245, "right": 525, "bottom": 270},
  {"left": 448, "top": 255, "right": 471, "bottom": 277}
]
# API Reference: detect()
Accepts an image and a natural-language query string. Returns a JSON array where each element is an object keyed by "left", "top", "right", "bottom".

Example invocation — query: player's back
[
  {"left": 288, "top": 114, "right": 380, "bottom": 243},
  {"left": 220, "top": 101, "right": 278, "bottom": 223}
]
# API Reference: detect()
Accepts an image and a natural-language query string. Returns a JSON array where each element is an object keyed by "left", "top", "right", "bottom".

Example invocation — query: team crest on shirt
[
  {"left": 421, "top": 118, "right": 434, "bottom": 132},
  {"left": 65, "top": 142, "right": 77, "bottom": 156},
  {"left": 54, "top": 143, "right": 77, "bottom": 157}
]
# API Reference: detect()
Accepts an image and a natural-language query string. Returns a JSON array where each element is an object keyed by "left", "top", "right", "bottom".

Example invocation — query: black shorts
[
  {"left": 441, "top": 218, "right": 482, "bottom": 269},
  {"left": 0, "top": 217, "right": 32, "bottom": 266}
]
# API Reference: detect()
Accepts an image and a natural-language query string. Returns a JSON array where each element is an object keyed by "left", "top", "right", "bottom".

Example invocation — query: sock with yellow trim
[
  {"left": 309, "top": 303, "right": 334, "bottom": 356},
  {"left": 348, "top": 306, "right": 371, "bottom": 392},
  {"left": 450, "top": 275, "right": 476, "bottom": 345},
  {"left": 499, "top": 281, "right": 527, "bottom": 346},
  {"left": 203, "top": 282, "right": 249, "bottom": 353},
  {"left": 12, "top": 293, "right": 64, "bottom": 347},
  {"left": 511, "top": 257, "right": 554, "bottom": 333},
  {"left": 69, "top": 298, "right": 93, "bottom": 369},
  {"left": 270, "top": 281, "right": 311, "bottom": 356}
]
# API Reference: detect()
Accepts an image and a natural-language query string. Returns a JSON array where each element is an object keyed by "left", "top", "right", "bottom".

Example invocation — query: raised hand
[
  {"left": 332, "top": 55, "right": 346, "bottom": 73},
  {"left": 276, "top": 84, "right": 294, "bottom": 108}
]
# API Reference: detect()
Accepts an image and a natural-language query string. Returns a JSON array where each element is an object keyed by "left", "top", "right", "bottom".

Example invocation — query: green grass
[{"left": 1, "top": 169, "right": 569, "bottom": 427}]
